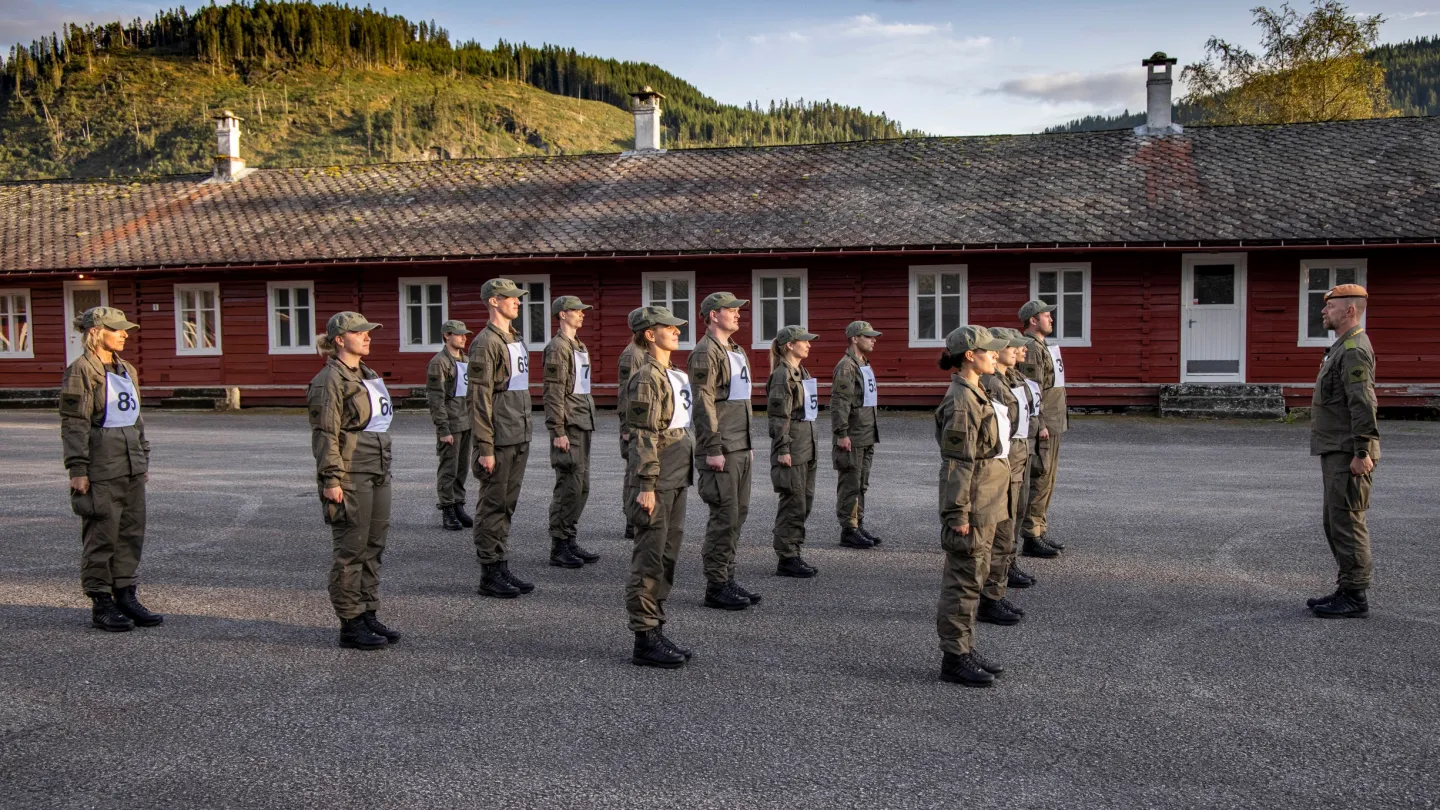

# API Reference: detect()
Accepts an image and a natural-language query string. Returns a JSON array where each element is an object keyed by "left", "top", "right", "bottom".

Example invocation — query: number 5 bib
[
  {"left": 726, "top": 351, "right": 751, "bottom": 400},
  {"left": 859, "top": 366, "right": 878, "bottom": 408},
  {"left": 801, "top": 377, "right": 819, "bottom": 422},
  {"left": 103, "top": 371, "right": 141, "bottom": 428},
  {"left": 506, "top": 342, "right": 530, "bottom": 391}
]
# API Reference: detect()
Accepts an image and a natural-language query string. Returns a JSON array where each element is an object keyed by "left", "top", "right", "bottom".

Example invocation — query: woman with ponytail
[{"left": 767, "top": 325, "right": 821, "bottom": 578}]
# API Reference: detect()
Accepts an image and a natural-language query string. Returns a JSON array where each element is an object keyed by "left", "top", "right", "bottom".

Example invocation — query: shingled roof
[{"left": 4, "top": 116, "right": 1440, "bottom": 274}]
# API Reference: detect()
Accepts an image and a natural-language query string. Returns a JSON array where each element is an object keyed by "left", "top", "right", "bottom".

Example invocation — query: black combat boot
[
  {"left": 657, "top": 627, "right": 693, "bottom": 660},
  {"left": 1306, "top": 587, "right": 1343, "bottom": 608},
  {"left": 1040, "top": 533, "right": 1065, "bottom": 551},
  {"left": 361, "top": 610, "right": 401, "bottom": 644},
  {"left": 775, "top": 556, "right": 818, "bottom": 578},
  {"left": 453, "top": 503, "right": 475, "bottom": 528},
  {"left": 624, "top": 523, "right": 636, "bottom": 540},
  {"left": 1008, "top": 563, "right": 1036, "bottom": 589},
  {"left": 478, "top": 563, "right": 521, "bottom": 599},
  {"left": 704, "top": 581, "right": 750, "bottom": 611},
  {"left": 940, "top": 652, "right": 994, "bottom": 687},
  {"left": 499, "top": 562, "right": 535, "bottom": 594},
  {"left": 567, "top": 538, "right": 600, "bottom": 564},
  {"left": 550, "top": 538, "right": 584, "bottom": 569},
  {"left": 339, "top": 616, "right": 387, "bottom": 650},
  {"left": 729, "top": 579, "right": 761, "bottom": 605},
  {"left": 440, "top": 505, "right": 463, "bottom": 531},
  {"left": 998, "top": 597, "right": 1026, "bottom": 617},
  {"left": 858, "top": 523, "right": 883, "bottom": 546},
  {"left": 978, "top": 597, "right": 1022, "bottom": 626},
  {"left": 1312, "top": 589, "right": 1369, "bottom": 619},
  {"left": 969, "top": 648, "right": 1006, "bottom": 676},
  {"left": 89, "top": 592, "right": 134, "bottom": 633},
  {"left": 632, "top": 629, "right": 686, "bottom": 669},
  {"left": 112, "top": 585, "right": 164, "bottom": 627},
  {"left": 839, "top": 527, "right": 874, "bottom": 549},
  {"left": 1022, "top": 536, "right": 1059, "bottom": 558}
]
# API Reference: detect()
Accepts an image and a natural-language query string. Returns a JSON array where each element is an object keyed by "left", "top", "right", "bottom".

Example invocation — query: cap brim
[
  {"left": 979, "top": 336, "right": 1009, "bottom": 351},
  {"left": 656, "top": 315, "right": 687, "bottom": 326},
  {"left": 570, "top": 304, "right": 594, "bottom": 311},
  {"left": 106, "top": 320, "right": 140, "bottom": 331},
  {"left": 860, "top": 329, "right": 882, "bottom": 337},
  {"left": 1035, "top": 304, "right": 1057, "bottom": 314},
  {"left": 446, "top": 328, "right": 473, "bottom": 335},
  {"left": 497, "top": 290, "right": 528, "bottom": 298},
  {"left": 1007, "top": 337, "right": 1028, "bottom": 348},
  {"left": 355, "top": 322, "right": 382, "bottom": 332}
]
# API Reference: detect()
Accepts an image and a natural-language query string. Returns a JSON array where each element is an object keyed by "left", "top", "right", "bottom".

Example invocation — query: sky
[{"left": 3, "top": 0, "right": 1439, "bottom": 134}]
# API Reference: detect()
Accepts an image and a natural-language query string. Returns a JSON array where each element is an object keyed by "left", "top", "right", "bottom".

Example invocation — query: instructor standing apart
[
  {"left": 60, "top": 307, "right": 161, "bottom": 633},
  {"left": 426, "top": 320, "right": 474, "bottom": 532},
  {"left": 543, "top": 295, "right": 600, "bottom": 569},
  {"left": 1306, "top": 284, "right": 1380, "bottom": 619},
  {"left": 469, "top": 278, "right": 536, "bottom": 599},
  {"left": 1016, "top": 300, "right": 1065, "bottom": 558},
  {"left": 832, "top": 321, "right": 883, "bottom": 549},
  {"left": 688, "top": 291, "right": 760, "bottom": 611}
]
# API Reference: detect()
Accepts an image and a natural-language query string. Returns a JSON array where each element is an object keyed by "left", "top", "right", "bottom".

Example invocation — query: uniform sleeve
[
  {"left": 938, "top": 400, "right": 978, "bottom": 528},
  {"left": 1016, "top": 346, "right": 1042, "bottom": 387},
  {"left": 425, "top": 355, "right": 450, "bottom": 437},
  {"left": 617, "top": 348, "right": 636, "bottom": 434},
  {"left": 626, "top": 374, "right": 664, "bottom": 492},
  {"left": 309, "top": 374, "right": 346, "bottom": 489},
  {"left": 767, "top": 368, "right": 794, "bottom": 456},
  {"left": 130, "top": 363, "right": 151, "bottom": 459},
  {"left": 468, "top": 341, "right": 498, "bottom": 456},
  {"left": 689, "top": 343, "right": 722, "bottom": 456},
  {"left": 58, "top": 365, "right": 94, "bottom": 477},
  {"left": 543, "top": 340, "right": 568, "bottom": 438},
  {"left": 830, "top": 359, "right": 855, "bottom": 440},
  {"left": 1341, "top": 347, "right": 1381, "bottom": 457}
]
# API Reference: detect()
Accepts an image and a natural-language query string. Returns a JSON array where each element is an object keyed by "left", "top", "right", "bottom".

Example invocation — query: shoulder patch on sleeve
[
  {"left": 631, "top": 404, "right": 650, "bottom": 417},
  {"left": 943, "top": 428, "right": 965, "bottom": 448},
  {"left": 693, "top": 369, "right": 706, "bottom": 384},
  {"left": 1348, "top": 365, "right": 1370, "bottom": 383}
]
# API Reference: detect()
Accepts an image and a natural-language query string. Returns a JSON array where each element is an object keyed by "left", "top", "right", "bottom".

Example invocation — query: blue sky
[{"left": 4, "top": 0, "right": 1439, "bottom": 134}]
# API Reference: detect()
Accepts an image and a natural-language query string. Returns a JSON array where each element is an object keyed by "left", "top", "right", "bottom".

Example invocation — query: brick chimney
[
  {"left": 1135, "top": 52, "right": 1182, "bottom": 136},
  {"left": 630, "top": 87, "right": 665, "bottom": 153},
  {"left": 213, "top": 110, "right": 248, "bottom": 181}
]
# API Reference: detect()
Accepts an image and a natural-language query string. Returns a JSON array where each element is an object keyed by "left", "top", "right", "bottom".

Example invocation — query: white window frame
[
  {"left": 1298, "top": 259, "right": 1368, "bottom": 347},
  {"left": 641, "top": 271, "right": 698, "bottom": 350},
  {"left": 398, "top": 277, "right": 449, "bottom": 353},
  {"left": 907, "top": 265, "right": 968, "bottom": 348},
  {"left": 1030, "top": 262, "right": 1092, "bottom": 347},
  {"left": 266, "top": 281, "right": 317, "bottom": 355},
  {"left": 0, "top": 288, "right": 35, "bottom": 359},
  {"left": 173, "top": 283, "right": 223, "bottom": 357},
  {"left": 507, "top": 275, "right": 552, "bottom": 348},
  {"left": 750, "top": 268, "right": 809, "bottom": 350}
]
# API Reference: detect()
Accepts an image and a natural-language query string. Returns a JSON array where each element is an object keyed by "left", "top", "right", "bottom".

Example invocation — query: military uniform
[
  {"left": 1016, "top": 301, "right": 1067, "bottom": 547},
  {"left": 425, "top": 320, "right": 473, "bottom": 521},
  {"left": 979, "top": 368, "right": 1026, "bottom": 602},
  {"left": 1311, "top": 321, "right": 1380, "bottom": 597},
  {"left": 543, "top": 298, "right": 596, "bottom": 555},
  {"left": 831, "top": 331, "right": 881, "bottom": 537},
  {"left": 468, "top": 319, "right": 533, "bottom": 565},
  {"left": 767, "top": 326, "right": 821, "bottom": 572},
  {"left": 617, "top": 337, "right": 646, "bottom": 537}
]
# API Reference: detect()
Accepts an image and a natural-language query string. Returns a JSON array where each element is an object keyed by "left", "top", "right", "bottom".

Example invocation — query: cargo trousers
[
  {"left": 772, "top": 458, "right": 817, "bottom": 559},
  {"left": 435, "top": 430, "right": 472, "bottom": 507},
  {"left": 937, "top": 522, "right": 998, "bottom": 656},
  {"left": 75, "top": 472, "right": 147, "bottom": 594},
  {"left": 1022, "top": 433, "right": 1061, "bottom": 539},
  {"left": 549, "top": 427, "right": 592, "bottom": 541},
  {"left": 625, "top": 486, "right": 688, "bottom": 632},
  {"left": 326, "top": 470, "right": 391, "bottom": 620},
  {"left": 698, "top": 451, "right": 752, "bottom": 585},
  {"left": 1321, "top": 452, "right": 1375, "bottom": 590},
  {"left": 835, "top": 444, "right": 874, "bottom": 529},
  {"left": 473, "top": 443, "right": 530, "bottom": 564}
]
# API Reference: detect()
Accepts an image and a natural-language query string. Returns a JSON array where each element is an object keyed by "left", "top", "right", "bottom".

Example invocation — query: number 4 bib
[{"left": 727, "top": 351, "right": 751, "bottom": 401}]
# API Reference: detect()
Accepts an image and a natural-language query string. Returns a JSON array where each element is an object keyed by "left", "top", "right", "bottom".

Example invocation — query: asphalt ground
[{"left": 1, "top": 409, "right": 1437, "bottom": 810}]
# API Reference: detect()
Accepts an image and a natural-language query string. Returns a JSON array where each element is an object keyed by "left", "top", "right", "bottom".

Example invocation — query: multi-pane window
[
  {"left": 510, "top": 276, "right": 551, "bottom": 346},
  {"left": 1299, "top": 260, "right": 1367, "bottom": 346},
  {"left": 909, "top": 266, "right": 967, "bottom": 346},
  {"left": 752, "top": 270, "right": 807, "bottom": 347},
  {"left": 399, "top": 278, "right": 447, "bottom": 351},
  {"left": 0, "top": 289, "right": 33, "bottom": 358},
  {"left": 174, "top": 283, "right": 221, "bottom": 355},
  {"left": 1031, "top": 263, "right": 1091, "bottom": 346},
  {"left": 642, "top": 272, "right": 695, "bottom": 348},
  {"left": 268, "top": 281, "right": 315, "bottom": 354}
]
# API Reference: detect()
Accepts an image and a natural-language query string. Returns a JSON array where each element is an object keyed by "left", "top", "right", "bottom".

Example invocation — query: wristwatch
[{"left": 1355, "top": 450, "right": 1370, "bottom": 459}]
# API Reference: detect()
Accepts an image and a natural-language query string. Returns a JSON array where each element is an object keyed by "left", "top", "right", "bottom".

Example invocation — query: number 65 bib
[{"left": 103, "top": 371, "right": 141, "bottom": 428}]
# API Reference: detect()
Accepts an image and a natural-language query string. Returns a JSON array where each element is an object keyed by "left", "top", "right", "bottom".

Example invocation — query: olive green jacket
[
  {"left": 935, "top": 375, "right": 1010, "bottom": 528},
  {"left": 543, "top": 331, "right": 596, "bottom": 437},
  {"left": 831, "top": 347, "right": 879, "bottom": 447},
  {"left": 686, "top": 331, "right": 753, "bottom": 457},
  {"left": 59, "top": 350, "right": 150, "bottom": 481},
  {"left": 307, "top": 358, "right": 393, "bottom": 488},
  {"left": 467, "top": 322, "right": 532, "bottom": 454},
  {"left": 624, "top": 353, "right": 695, "bottom": 493},
  {"left": 425, "top": 349, "right": 468, "bottom": 439},
  {"left": 1017, "top": 333, "right": 1068, "bottom": 435},
  {"left": 982, "top": 371, "right": 1030, "bottom": 482},
  {"left": 767, "top": 362, "right": 816, "bottom": 466},
  {"left": 1311, "top": 325, "right": 1381, "bottom": 460}
]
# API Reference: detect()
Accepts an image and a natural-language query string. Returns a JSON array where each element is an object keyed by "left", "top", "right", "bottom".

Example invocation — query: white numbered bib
[
  {"left": 801, "top": 377, "right": 819, "bottom": 422},
  {"left": 1026, "top": 379, "right": 1043, "bottom": 421},
  {"left": 1010, "top": 385, "right": 1031, "bottom": 438},
  {"left": 573, "top": 350, "right": 592, "bottom": 395},
  {"left": 1049, "top": 344, "right": 1066, "bottom": 388},
  {"left": 363, "top": 378, "right": 393, "bottom": 433},
  {"left": 992, "top": 403, "right": 1012, "bottom": 459},
  {"left": 859, "top": 366, "right": 878, "bottom": 408},
  {"left": 453, "top": 361, "right": 469, "bottom": 398},
  {"left": 103, "top": 371, "right": 140, "bottom": 429},
  {"left": 506, "top": 342, "right": 529, "bottom": 392},
  {"left": 726, "top": 351, "right": 752, "bottom": 401},
  {"left": 666, "top": 369, "right": 692, "bottom": 430}
]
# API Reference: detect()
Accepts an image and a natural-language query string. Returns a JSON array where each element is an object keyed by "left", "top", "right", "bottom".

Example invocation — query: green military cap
[
  {"left": 1018, "top": 299, "right": 1056, "bottom": 323},
  {"left": 773, "top": 325, "right": 819, "bottom": 347},
  {"left": 700, "top": 291, "right": 748, "bottom": 317},
  {"left": 989, "top": 326, "right": 1028, "bottom": 348},
  {"left": 552, "top": 295, "right": 592, "bottom": 314},
  {"left": 481, "top": 278, "right": 529, "bottom": 300},
  {"left": 441, "top": 320, "right": 472, "bottom": 335},
  {"left": 629, "top": 306, "right": 687, "bottom": 332},
  {"left": 73, "top": 306, "right": 139, "bottom": 332},
  {"left": 326, "top": 311, "right": 382, "bottom": 338},
  {"left": 845, "top": 321, "right": 882, "bottom": 338},
  {"left": 947, "top": 325, "right": 1008, "bottom": 356}
]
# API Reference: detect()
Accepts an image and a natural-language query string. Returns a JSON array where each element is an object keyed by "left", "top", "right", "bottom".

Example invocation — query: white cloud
[
  {"left": 990, "top": 69, "right": 1140, "bottom": 106},
  {"left": 1387, "top": 10, "right": 1440, "bottom": 20}
]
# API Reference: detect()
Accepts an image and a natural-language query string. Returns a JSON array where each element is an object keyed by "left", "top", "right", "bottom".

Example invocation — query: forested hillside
[{"left": 0, "top": 1, "right": 921, "bottom": 180}]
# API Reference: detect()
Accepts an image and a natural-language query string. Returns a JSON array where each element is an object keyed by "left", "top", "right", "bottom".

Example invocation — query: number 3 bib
[
  {"left": 103, "top": 371, "right": 141, "bottom": 429},
  {"left": 667, "top": 369, "right": 692, "bottom": 430}
]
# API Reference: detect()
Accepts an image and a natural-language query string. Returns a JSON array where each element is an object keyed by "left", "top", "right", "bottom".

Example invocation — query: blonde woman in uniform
[
  {"left": 60, "top": 307, "right": 161, "bottom": 632},
  {"left": 767, "top": 325, "right": 821, "bottom": 579},
  {"left": 308, "top": 311, "right": 399, "bottom": 650}
]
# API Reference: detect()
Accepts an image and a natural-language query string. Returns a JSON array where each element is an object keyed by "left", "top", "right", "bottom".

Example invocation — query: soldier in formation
[
  {"left": 831, "top": 321, "right": 883, "bottom": 549},
  {"left": 1016, "top": 301, "right": 1066, "bottom": 558},
  {"left": 543, "top": 296, "right": 600, "bottom": 569},
  {"left": 766, "top": 325, "right": 822, "bottom": 579},
  {"left": 426, "top": 320, "right": 474, "bottom": 532}
]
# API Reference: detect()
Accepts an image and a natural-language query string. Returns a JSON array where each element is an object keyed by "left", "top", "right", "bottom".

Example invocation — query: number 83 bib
[{"left": 104, "top": 371, "right": 141, "bottom": 428}]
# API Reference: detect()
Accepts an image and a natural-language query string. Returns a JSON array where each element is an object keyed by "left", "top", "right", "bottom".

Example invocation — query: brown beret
[{"left": 1324, "top": 283, "right": 1368, "bottom": 301}]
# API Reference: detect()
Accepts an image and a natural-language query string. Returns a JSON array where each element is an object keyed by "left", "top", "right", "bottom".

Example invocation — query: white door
[
  {"left": 1181, "top": 254, "right": 1246, "bottom": 383},
  {"left": 63, "top": 280, "right": 109, "bottom": 365}
]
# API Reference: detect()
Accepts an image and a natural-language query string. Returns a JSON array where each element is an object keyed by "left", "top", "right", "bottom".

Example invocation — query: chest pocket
[{"left": 1318, "top": 355, "right": 1345, "bottom": 404}]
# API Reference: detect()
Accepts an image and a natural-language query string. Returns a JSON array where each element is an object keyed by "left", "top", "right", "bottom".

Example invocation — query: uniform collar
[
  {"left": 952, "top": 373, "right": 986, "bottom": 398},
  {"left": 486, "top": 321, "right": 517, "bottom": 342},
  {"left": 845, "top": 346, "right": 868, "bottom": 365}
]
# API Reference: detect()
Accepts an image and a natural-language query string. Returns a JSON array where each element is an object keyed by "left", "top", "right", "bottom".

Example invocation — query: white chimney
[
  {"left": 1135, "top": 52, "right": 1182, "bottom": 136},
  {"left": 630, "top": 87, "right": 665, "bottom": 154},
  {"left": 213, "top": 110, "right": 249, "bottom": 181}
]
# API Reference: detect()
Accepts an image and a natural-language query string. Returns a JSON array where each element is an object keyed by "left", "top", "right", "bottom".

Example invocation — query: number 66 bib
[{"left": 103, "top": 371, "right": 141, "bottom": 428}]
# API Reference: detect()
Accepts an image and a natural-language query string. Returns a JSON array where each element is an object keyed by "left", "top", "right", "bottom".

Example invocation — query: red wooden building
[{"left": 3, "top": 70, "right": 1439, "bottom": 411}]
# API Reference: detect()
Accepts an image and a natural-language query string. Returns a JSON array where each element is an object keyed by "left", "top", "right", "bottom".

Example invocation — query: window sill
[
  {"left": 400, "top": 344, "right": 444, "bottom": 353},
  {"left": 268, "top": 346, "right": 318, "bottom": 356},
  {"left": 176, "top": 348, "right": 223, "bottom": 357},
  {"left": 0, "top": 351, "right": 35, "bottom": 360}
]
